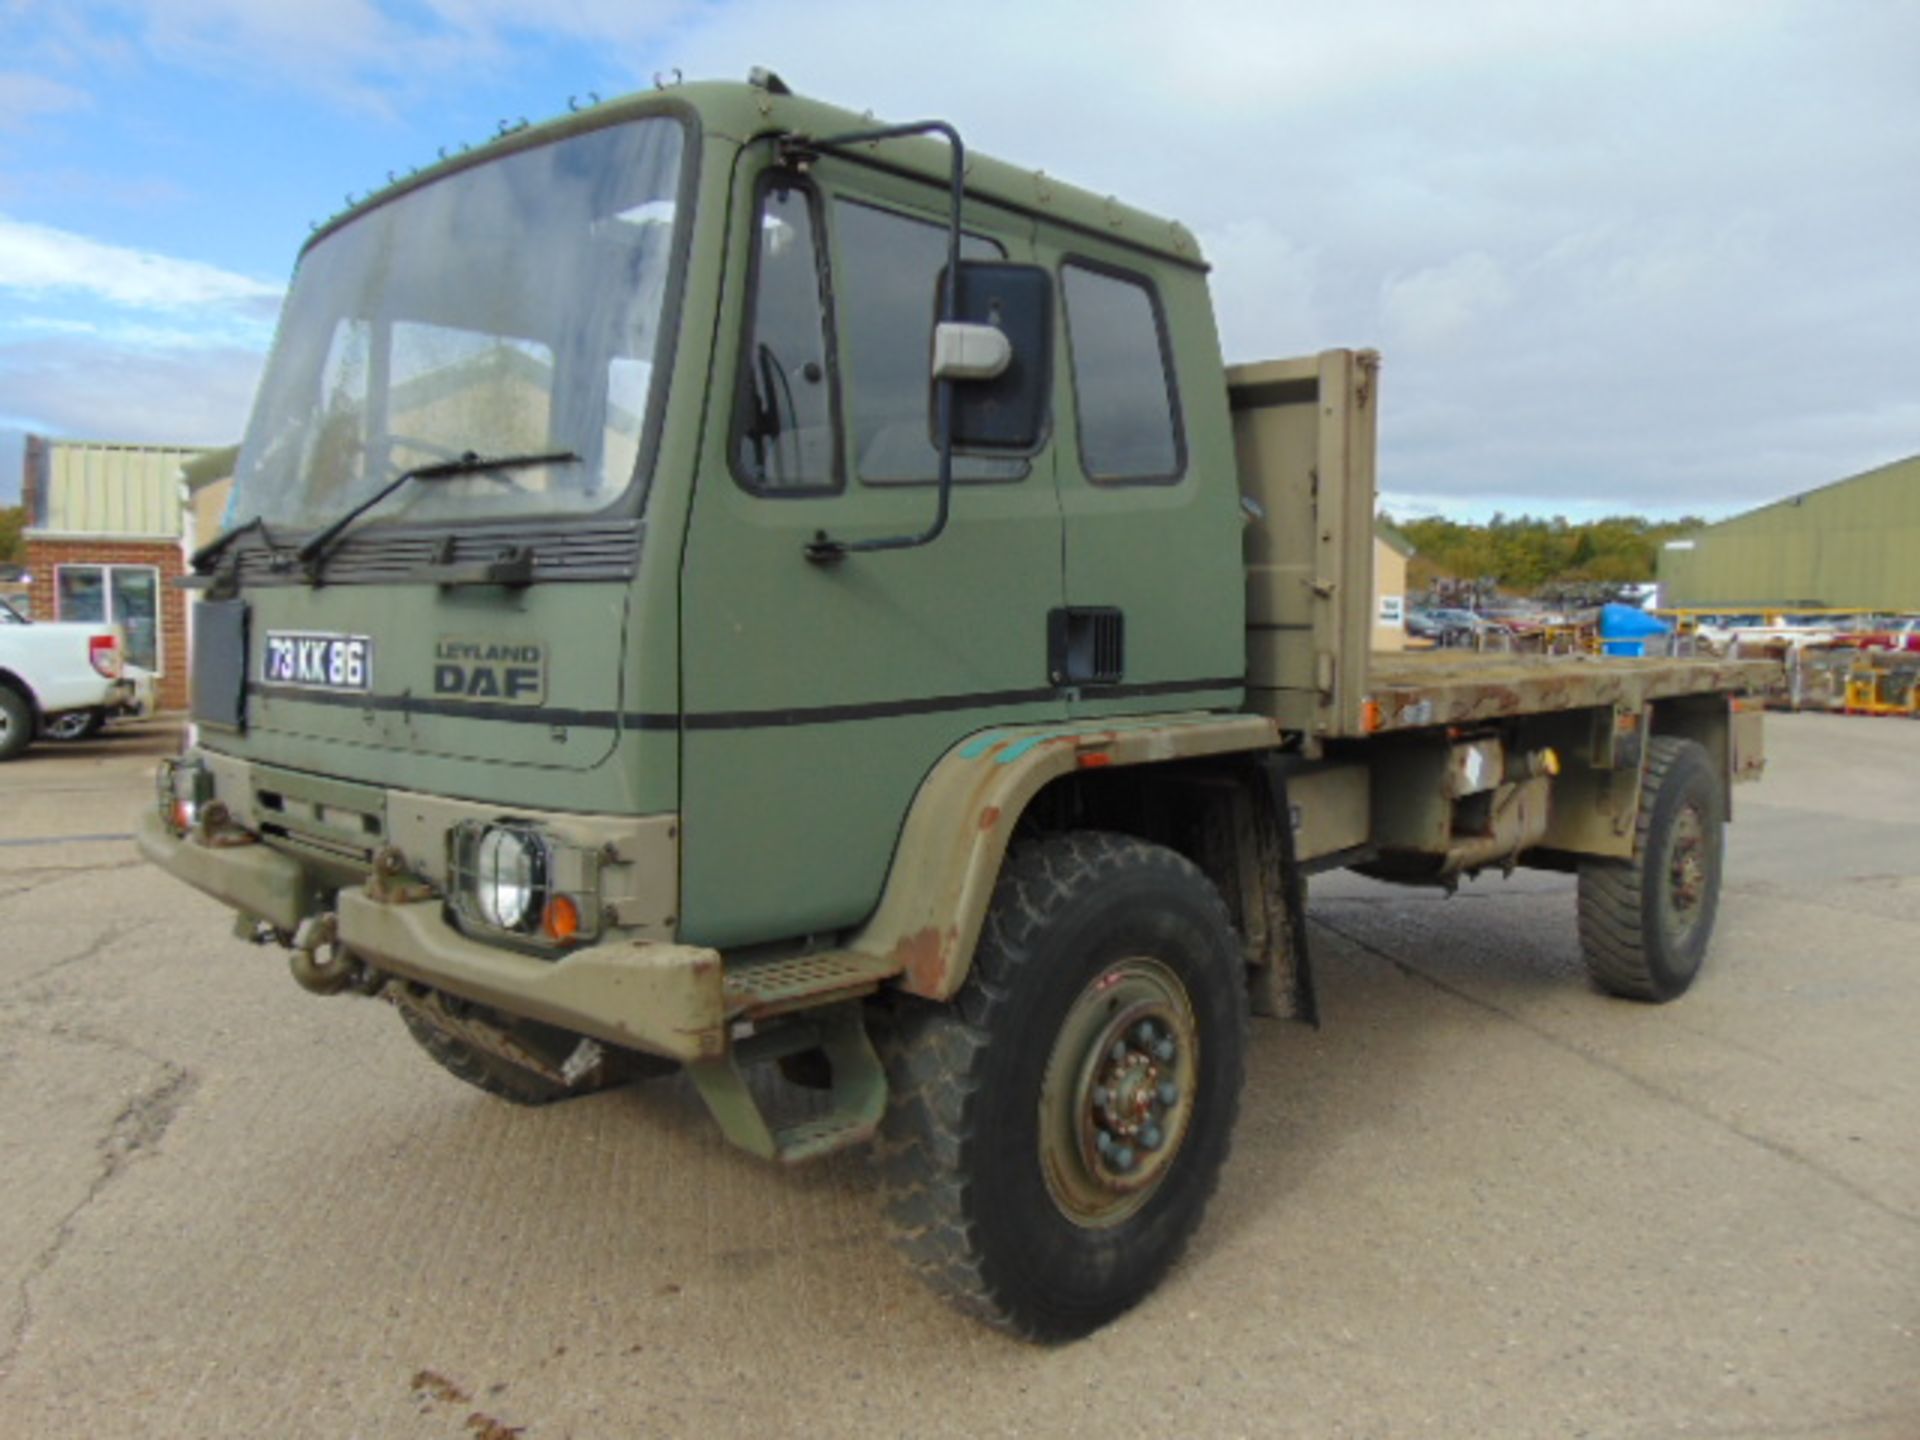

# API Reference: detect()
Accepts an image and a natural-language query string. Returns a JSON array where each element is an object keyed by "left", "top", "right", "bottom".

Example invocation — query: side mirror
[
  {"left": 931, "top": 322, "right": 1012, "bottom": 381},
  {"left": 933, "top": 261, "right": 1051, "bottom": 452}
]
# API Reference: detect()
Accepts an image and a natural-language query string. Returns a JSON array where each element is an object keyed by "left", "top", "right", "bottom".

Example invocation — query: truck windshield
[{"left": 230, "top": 117, "right": 684, "bottom": 533}]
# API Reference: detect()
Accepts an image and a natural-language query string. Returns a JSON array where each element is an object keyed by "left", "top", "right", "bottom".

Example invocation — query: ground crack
[
  {"left": 0, "top": 1057, "right": 199, "bottom": 1381},
  {"left": 0, "top": 864, "right": 147, "bottom": 906},
  {"left": 1315, "top": 913, "right": 1920, "bottom": 1233},
  {"left": 3, "top": 920, "right": 148, "bottom": 993}
]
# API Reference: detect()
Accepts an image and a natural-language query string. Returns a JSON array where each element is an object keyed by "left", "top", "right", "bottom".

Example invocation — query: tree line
[{"left": 1387, "top": 512, "right": 1704, "bottom": 597}]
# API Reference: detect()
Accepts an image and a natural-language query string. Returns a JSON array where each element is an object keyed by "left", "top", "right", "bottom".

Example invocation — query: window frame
[
  {"left": 1058, "top": 255, "right": 1188, "bottom": 488},
  {"left": 827, "top": 194, "right": 1030, "bottom": 489},
  {"left": 54, "top": 562, "right": 164, "bottom": 674},
  {"left": 727, "top": 170, "right": 846, "bottom": 499},
  {"left": 241, "top": 108, "right": 701, "bottom": 538}
]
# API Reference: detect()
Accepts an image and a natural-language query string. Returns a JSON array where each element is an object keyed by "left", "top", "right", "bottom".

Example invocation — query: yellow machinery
[{"left": 1843, "top": 656, "right": 1920, "bottom": 717}]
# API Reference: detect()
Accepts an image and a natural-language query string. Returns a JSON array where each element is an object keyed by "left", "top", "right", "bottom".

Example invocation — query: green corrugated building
[{"left": 1658, "top": 453, "right": 1920, "bottom": 611}]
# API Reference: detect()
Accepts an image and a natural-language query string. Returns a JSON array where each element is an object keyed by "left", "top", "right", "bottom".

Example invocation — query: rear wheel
[
  {"left": 877, "top": 831, "right": 1247, "bottom": 1340},
  {"left": 394, "top": 988, "right": 674, "bottom": 1106},
  {"left": 0, "top": 686, "right": 33, "bottom": 762},
  {"left": 1578, "top": 736, "right": 1724, "bottom": 1001},
  {"left": 43, "top": 708, "right": 106, "bottom": 741}
]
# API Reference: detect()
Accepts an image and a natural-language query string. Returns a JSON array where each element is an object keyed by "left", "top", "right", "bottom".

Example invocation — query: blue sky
[{"left": 3, "top": 1, "right": 1917, "bottom": 522}]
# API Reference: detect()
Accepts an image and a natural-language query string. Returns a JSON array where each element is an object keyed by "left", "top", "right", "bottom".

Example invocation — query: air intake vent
[
  {"left": 1049, "top": 607, "right": 1125, "bottom": 686},
  {"left": 214, "top": 519, "right": 644, "bottom": 588}
]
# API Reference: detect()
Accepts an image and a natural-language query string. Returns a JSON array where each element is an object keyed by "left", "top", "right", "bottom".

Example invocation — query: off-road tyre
[
  {"left": 398, "top": 993, "right": 672, "bottom": 1106},
  {"left": 876, "top": 831, "right": 1247, "bottom": 1341},
  {"left": 1578, "top": 736, "right": 1724, "bottom": 1002},
  {"left": 0, "top": 685, "right": 33, "bottom": 762}
]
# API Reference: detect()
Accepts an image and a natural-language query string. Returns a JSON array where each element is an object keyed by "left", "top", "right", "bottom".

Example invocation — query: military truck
[{"left": 141, "top": 72, "right": 1770, "bottom": 1340}]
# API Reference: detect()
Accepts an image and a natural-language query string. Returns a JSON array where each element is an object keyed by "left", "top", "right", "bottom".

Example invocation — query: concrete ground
[{"left": 0, "top": 712, "right": 1916, "bottom": 1439}]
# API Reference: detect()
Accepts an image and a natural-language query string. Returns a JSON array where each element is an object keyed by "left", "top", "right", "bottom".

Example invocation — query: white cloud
[
  {"left": 0, "top": 336, "right": 263, "bottom": 447},
  {"left": 0, "top": 73, "right": 91, "bottom": 131},
  {"left": 1380, "top": 252, "right": 1513, "bottom": 352},
  {"left": 98, "top": 0, "right": 691, "bottom": 108},
  {"left": 1201, "top": 220, "right": 1321, "bottom": 363},
  {"left": 7, "top": 313, "right": 269, "bottom": 351},
  {"left": 5, "top": 0, "right": 1919, "bottom": 522},
  {"left": 0, "top": 215, "right": 280, "bottom": 311}
]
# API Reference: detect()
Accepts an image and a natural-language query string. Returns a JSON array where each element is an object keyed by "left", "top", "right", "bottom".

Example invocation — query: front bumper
[
  {"left": 136, "top": 809, "right": 727, "bottom": 1062},
  {"left": 136, "top": 807, "right": 314, "bottom": 930},
  {"left": 111, "top": 676, "right": 148, "bottom": 716}
]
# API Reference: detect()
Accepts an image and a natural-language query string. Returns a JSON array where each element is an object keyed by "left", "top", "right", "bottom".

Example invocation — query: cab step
[
  {"left": 721, "top": 947, "right": 900, "bottom": 1020},
  {"left": 685, "top": 1002, "right": 886, "bottom": 1165}
]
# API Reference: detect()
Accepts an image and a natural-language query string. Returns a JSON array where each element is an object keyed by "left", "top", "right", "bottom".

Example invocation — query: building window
[
  {"left": 1060, "top": 261, "right": 1184, "bottom": 484},
  {"left": 56, "top": 565, "right": 162, "bottom": 672}
]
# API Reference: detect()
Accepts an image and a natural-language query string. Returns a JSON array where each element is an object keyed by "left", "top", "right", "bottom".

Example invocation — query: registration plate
[{"left": 262, "top": 631, "right": 373, "bottom": 692}]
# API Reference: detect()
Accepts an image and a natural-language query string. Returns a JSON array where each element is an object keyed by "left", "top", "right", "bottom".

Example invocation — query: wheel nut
[
  {"left": 1157, "top": 1081, "right": 1179, "bottom": 1106},
  {"left": 1095, "top": 1129, "right": 1114, "bottom": 1154},
  {"left": 1111, "top": 1145, "right": 1135, "bottom": 1171},
  {"left": 1140, "top": 1124, "right": 1162, "bottom": 1150},
  {"left": 1154, "top": 1038, "right": 1175, "bottom": 1061},
  {"left": 1110, "top": 1041, "right": 1129, "bottom": 1063},
  {"left": 1134, "top": 1021, "right": 1157, "bottom": 1046},
  {"left": 1092, "top": 1086, "right": 1111, "bottom": 1109}
]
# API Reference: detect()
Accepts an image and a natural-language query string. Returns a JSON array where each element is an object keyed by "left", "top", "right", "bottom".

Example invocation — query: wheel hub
[
  {"left": 1668, "top": 804, "right": 1707, "bottom": 914},
  {"left": 1040, "top": 959, "right": 1198, "bottom": 1228}
]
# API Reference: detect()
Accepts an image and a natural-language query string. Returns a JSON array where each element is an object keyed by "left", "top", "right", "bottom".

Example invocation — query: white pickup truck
[{"left": 0, "top": 598, "right": 134, "bottom": 761}]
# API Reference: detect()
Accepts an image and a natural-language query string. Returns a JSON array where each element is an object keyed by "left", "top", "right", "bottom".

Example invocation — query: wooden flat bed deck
[{"left": 1362, "top": 652, "right": 1777, "bottom": 734}]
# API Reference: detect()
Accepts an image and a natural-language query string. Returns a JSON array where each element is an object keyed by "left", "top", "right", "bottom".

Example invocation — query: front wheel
[
  {"left": 877, "top": 831, "right": 1247, "bottom": 1340},
  {"left": 395, "top": 987, "right": 675, "bottom": 1106}
]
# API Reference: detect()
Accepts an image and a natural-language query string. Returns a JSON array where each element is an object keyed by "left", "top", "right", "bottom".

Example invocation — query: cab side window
[
  {"left": 1061, "top": 261, "right": 1183, "bottom": 484},
  {"left": 734, "top": 180, "right": 838, "bottom": 493},
  {"left": 831, "top": 198, "right": 1023, "bottom": 485}
]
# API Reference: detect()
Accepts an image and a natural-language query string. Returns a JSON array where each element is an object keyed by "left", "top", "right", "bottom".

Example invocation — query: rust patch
[
  {"left": 891, "top": 925, "right": 950, "bottom": 995},
  {"left": 465, "top": 1413, "right": 525, "bottom": 1440},
  {"left": 411, "top": 1370, "right": 469, "bottom": 1406},
  {"left": 977, "top": 805, "right": 1002, "bottom": 832}
]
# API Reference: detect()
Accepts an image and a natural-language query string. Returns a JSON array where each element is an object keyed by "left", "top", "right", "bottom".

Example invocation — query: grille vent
[{"left": 1048, "top": 607, "right": 1126, "bottom": 686}]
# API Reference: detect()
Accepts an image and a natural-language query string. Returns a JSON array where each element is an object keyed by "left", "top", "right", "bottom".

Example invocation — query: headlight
[
  {"left": 156, "top": 757, "right": 212, "bottom": 835},
  {"left": 448, "top": 821, "right": 600, "bottom": 947},
  {"left": 470, "top": 826, "right": 548, "bottom": 934}
]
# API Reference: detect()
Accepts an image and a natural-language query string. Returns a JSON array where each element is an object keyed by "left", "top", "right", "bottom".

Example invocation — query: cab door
[
  {"left": 677, "top": 150, "right": 1066, "bottom": 950},
  {"left": 1039, "top": 237, "right": 1244, "bottom": 721}
]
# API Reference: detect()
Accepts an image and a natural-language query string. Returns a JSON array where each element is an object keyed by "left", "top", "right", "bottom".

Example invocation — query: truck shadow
[
  {"left": 1183, "top": 880, "right": 1594, "bottom": 1270},
  {"left": 319, "top": 877, "right": 1601, "bottom": 1340}
]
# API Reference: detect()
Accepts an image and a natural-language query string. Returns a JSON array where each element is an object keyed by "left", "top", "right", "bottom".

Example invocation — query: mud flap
[{"left": 1260, "top": 758, "right": 1319, "bottom": 1029}]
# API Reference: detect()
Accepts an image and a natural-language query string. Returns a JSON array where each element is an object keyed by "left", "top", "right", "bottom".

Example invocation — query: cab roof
[{"left": 306, "top": 76, "right": 1207, "bottom": 271}]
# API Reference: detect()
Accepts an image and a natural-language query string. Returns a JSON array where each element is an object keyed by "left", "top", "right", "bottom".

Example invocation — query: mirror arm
[{"left": 791, "top": 120, "right": 965, "bottom": 566}]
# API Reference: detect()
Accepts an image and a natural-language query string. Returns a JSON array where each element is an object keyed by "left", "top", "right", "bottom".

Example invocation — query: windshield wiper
[
  {"left": 297, "top": 449, "right": 580, "bottom": 583},
  {"left": 191, "top": 514, "right": 287, "bottom": 574}
]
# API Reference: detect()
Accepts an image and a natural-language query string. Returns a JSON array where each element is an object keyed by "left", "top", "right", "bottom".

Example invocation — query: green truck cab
[{"left": 142, "top": 73, "right": 1769, "bottom": 1339}]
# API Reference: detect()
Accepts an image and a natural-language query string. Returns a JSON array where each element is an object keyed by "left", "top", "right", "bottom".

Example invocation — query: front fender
[{"left": 848, "top": 712, "right": 1277, "bottom": 1001}]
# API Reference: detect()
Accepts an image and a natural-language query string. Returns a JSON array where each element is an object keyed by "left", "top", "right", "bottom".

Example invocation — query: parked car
[
  {"left": 1694, "top": 614, "right": 1839, "bottom": 655},
  {"left": 1832, "top": 618, "right": 1920, "bottom": 654},
  {"left": 1412, "top": 607, "right": 1513, "bottom": 648},
  {"left": 39, "top": 663, "right": 155, "bottom": 738},
  {"left": 0, "top": 597, "right": 133, "bottom": 759}
]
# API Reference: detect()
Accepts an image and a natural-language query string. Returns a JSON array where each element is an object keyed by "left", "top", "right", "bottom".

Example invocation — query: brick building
[{"left": 20, "top": 435, "right": 213, "bottom": 712}]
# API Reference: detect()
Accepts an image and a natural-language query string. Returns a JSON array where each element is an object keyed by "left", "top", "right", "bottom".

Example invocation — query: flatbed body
[{"left": 1362, "top": 650, "right": 1774, "bottom": 733}]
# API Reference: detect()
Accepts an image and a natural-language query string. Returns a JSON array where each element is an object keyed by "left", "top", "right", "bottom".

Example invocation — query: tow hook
[{"left": 288, "top": 912, "right": 379, "bottom": 996}]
